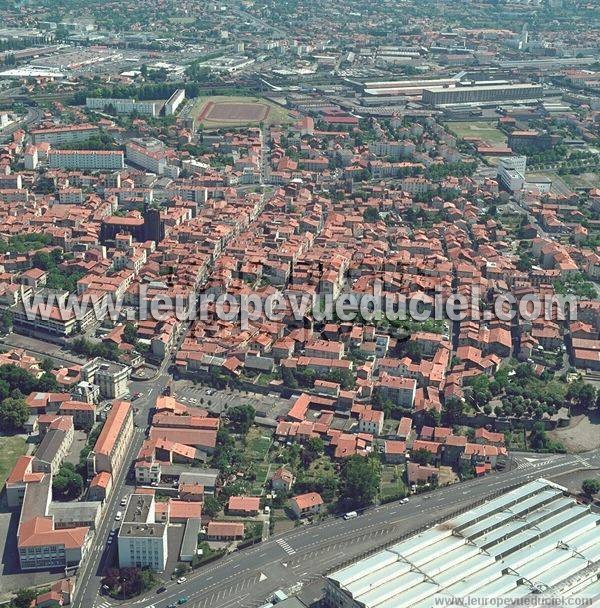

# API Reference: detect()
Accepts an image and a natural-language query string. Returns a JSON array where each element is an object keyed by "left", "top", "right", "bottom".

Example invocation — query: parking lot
[
  {"left": 172, "top": 381, "right": 293, "bottom": 419},
  {"left": 64, "top": 430, "right": 88, "bottom": 468}
]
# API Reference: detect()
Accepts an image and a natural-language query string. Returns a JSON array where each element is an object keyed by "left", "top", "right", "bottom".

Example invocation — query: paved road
[
  {"left": 0, "top": 106, "right": 43, "bottom": 143},
  {"left": 84, "top": 450, "right": 599, "bottom": 608},
  {"left": 72, "top": 359, "right": 172, "bottom": 608}
]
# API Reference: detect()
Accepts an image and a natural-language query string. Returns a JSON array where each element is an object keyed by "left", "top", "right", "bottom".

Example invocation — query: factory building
[
  {"left": 325, "top": 478, "right": 600, "bottom": 607},
  {"left": 422, "top": 83, "right": 543, "bottom": 106}
]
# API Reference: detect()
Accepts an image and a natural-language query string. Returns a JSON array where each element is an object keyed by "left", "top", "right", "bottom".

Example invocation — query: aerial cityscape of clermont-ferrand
[{"left": 0, "top": 0, "right": 599, "bottom": 607}]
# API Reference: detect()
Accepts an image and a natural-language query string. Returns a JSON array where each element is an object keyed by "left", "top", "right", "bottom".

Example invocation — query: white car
[
  {"left": 115, "top": 511, "right": 122, "bottom": 521},
  {"left": 177, "top": 577, "right": 187, "bottom": 584},
  {"left": 401, "top": 498, "right": 409, "bottom": 504}
]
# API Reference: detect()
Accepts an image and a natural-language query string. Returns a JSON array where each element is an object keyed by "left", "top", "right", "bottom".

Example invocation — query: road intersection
[{"left": 74, "top": 447, "right": 599, "bottom": 608}]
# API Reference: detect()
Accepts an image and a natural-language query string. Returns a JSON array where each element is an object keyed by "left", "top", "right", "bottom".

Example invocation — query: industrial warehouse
[{"left": 325, "top": 479, "right": 600, "bottom": 608}]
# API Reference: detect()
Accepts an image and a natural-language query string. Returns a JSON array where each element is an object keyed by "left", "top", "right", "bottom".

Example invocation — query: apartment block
[
  {"left": 30, "top": 124, "right": 99, "bottom": 146},
  {"left": 86, "top": 97, "right": 162, "bottom": 117},
  {"left": 117, "top": 494, "right": 168, "bottom": 572},
  {"left": 81, "top": 358, "right": 130, "bottom": 399},
  {"left": 49, "top": 149, "right": 125, "bottom": 171},
  {"left": 125, "top": 138, "right": 167, "bottom": 174},
  {"left": 86, "top": 399, "right": 134, "bottom": 477}
]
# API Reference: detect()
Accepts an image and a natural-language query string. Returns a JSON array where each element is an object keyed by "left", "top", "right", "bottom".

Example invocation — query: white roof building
[{"left": 326, "top": 478, "right": 600, "bottom": 607}]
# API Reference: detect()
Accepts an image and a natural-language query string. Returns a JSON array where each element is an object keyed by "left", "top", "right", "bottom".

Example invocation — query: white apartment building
[
  {"left": 30, "top": 124, "right": 99, "bottom": 145},
  {"left": 49, "top": 150, "right": 124, "bottom": 171},
  {"left": 24, "top": 146, "right": 38, "bottom": 170},
  {"left": 125, "top": 138, "right": 167, "bottom": 174},
  {"left": 81, "top": 358, "right": 130, "bottom": 399},
  {"left": 118, "top": 494, "right": 168, "bottom": 572},
  {"left": 86, "top": 97, "right": 162, "bottom": 117},
  {"left": 497, "top": 155, "right": 527, "bottom": 193},
  {"left": 58, "top": 188, "right": 84, "bottom": 204},
  {"left": 164, "top": 89, "right": 185, "bottom": 116}
]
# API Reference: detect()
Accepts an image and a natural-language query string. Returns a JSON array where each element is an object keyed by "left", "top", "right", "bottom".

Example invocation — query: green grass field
[
  {"left": 191, "top": 95, "right": 293, "bottom": 130},
  {"left": 446, "top": 121, "right": 507, "bottom": 146},
  {"left": 380, "top": 465, "right": 407, "bottom": 501},
  {"left": 244, "top": 429, "right": 272, "bottom": 461},
  {"left": 0, "top": 435, "right": 27, "bottom": 489}
]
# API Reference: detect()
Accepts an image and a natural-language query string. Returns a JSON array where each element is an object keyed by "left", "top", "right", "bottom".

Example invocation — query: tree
[
  {"left": 281, "top": 366, "right": 298, "bottom": 389},
  {"left": 363, "top": 207, "right": 379, "bottom": 223},
  {"left": 465, "top": 375, "right": 492, "bottom": 409},
  {"left": 0, "top": 397, "right": 28, "bottom": 433},
  {"left": 582, "top": 478, "right": 600, "bottom": 497},
  {"left": 13, "top": 589, "right": 37, "bottom": 608},
  {"left": 413, "top": 407, "right": 436, "bottom": 428},
  {"left": 227, "top": 404, "right": 255, "bottom": 434},
  {"left": 444, "top": 397, "right": 464, "bottom": 424},
  {"left": 340, "top": 455, "right": 381, "bottom": 508},
  {"left": 203, "top": 496, "right": 221, "bottom": 518},
  {"left": 411, "top": 448, "right": 433, "bottom": 466},
  {"left": 53, "top": 462, "right": 84, "bottom": 501},
  {"left": 41, "top": 357, "right": 55, "bottom": 374},
  {"left": 307, "top": 436, "right": 325, "bottom": 457},
  {"left": 578, "top": 383, "right": 596, "bottom": 409},
  {"left": 123, "top": 322, "right": 138, "bottom": 345},
  {"left": 0, "top": 309, "right": 12, "bottom": 333},
  {"left": 101, "top": 566, "right": 154, "bottom": 599}
]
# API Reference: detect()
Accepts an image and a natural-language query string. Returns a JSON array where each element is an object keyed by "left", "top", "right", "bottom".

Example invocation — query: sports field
[
  {"left": 446, "top": 121, "right": 507, "bottom": 146},
  {"left": 190, "top": 95, "right": 292, "bottom": 129}
]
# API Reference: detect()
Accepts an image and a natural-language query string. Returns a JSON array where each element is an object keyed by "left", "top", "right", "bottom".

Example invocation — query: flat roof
[
  {"left": 119, "top": 522, "right": 165, "bottom": 538},
  {"left": 424, "top": 83, "right": 542, "bottom": 93},
  {"left": 124, "top": 493, "right": 153, "bottom": 523}
]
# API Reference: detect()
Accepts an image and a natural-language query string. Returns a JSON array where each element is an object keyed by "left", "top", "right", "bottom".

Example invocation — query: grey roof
[
  {"left": 180, "top": 517, "right": 202, "bottom": 560},
  {"left": 49, "top": 501, "right": 101, "bottom": 525},
  {"left": 124, "top": 493, "right": 153, "bottom": 523},
  {"left": 179, "top": 469, "right": 219, "bottom": 487},
  {"left": 327, "top": 478, "right": 600, "bottom": 607},
  {"left": 35, "top": 428, "right": 67, "bottom": 464},
  {"left": 119, "top": 522, "right": 166, "bottom": 538}
]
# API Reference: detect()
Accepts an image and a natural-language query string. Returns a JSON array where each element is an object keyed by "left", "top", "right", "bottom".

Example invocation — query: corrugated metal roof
[{"left": 326, "top": 478, "right": 598, "bottom": 608}]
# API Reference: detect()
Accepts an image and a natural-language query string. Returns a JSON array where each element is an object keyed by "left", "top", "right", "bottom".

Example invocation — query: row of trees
[{"left": 69, "top": 338, "right": 121, "bottom": 362}]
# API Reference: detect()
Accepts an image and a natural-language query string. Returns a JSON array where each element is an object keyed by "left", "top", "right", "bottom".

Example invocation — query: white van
[{"left": 344, "top": 511, "right": 358, "bottom": 520}]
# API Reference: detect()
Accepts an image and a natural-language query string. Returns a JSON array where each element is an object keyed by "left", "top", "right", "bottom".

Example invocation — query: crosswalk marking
[
  {"left": 516, "top": 457, "right": 555, "bottom": 470},
  {"left": 97, "top": 602, "right": 111, "bottom": 608},
  {"left": 276, "top": 538, "right": 296, "bottom": 555}
]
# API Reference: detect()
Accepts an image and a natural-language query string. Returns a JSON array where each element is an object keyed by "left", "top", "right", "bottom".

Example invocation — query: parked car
[{"left": 177, "top": 577, "right": 187, "bottom": 584}]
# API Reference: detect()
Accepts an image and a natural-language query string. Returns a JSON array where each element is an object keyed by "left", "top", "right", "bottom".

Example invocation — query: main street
[
  {"left": 85, "top": 450, "right": 599, "bottom": 608},
  {"left": 72, "top": 358, "right": 172, "bottom": 608}
]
